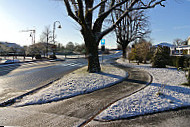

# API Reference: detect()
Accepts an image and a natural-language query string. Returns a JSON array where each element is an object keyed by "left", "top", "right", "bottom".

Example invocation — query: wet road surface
[{"left": 0, "top": 59, "right": 87, "bottom": 102}]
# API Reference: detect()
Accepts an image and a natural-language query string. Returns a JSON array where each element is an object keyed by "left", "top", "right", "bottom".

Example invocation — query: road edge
[{"left": 0, "top": 78, "right": 61, "bottom": 107}]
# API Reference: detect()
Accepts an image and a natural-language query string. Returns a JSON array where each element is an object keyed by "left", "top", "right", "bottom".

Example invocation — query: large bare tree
[
  {"left": 112, "top": 1, "right": 150, "bottom": 59},
  {"left": 62, "top": 0, "right": 165, "bottom": 72}
]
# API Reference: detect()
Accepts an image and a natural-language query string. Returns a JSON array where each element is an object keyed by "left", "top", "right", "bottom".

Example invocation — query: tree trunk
[
  {"left": 122, "top": 45, "right": 127, "bottom": 59},
  {"left": 188, "top": 67, "right": 190, "bottom": 84},
  {"left": 86, "top": 45, "right": 101, "bottom": 73},
  {"left": 143, "top": 59, "right": 147, "bottom": 64},
  {"left": 81, "top": 29, "right": 101, "bottom": 73}
]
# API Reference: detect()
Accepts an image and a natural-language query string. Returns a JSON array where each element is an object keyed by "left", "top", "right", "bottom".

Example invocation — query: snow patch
[
  {"left": 95, "top": 59, "right": 190, "bottom": 121},
  {"left": 15, "top": 65, "right": 127, "bottom": 106},
  {"left": 0, "top": 87, "right": 4, "bottom": 94}
]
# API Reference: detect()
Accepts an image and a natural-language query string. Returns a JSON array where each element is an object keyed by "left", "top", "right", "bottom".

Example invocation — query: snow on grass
[
  {"left": 0, "top": 87, "right": 4, "bottom": 95},
  {"left": 15, "top": 65, "right": 127, "bottom": 106},
  {"left": 95, "top": 59, "right": 190, "bottom": 121}
]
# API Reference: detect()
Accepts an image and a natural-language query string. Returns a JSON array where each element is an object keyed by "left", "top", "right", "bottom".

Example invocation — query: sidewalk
[{"left": 0, "top": 107, "right": 84, "bottom": 127}]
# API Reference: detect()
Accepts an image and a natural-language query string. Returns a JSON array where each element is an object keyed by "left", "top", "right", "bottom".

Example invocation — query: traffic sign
[{"left": 101, "top": 39, "right": 105, "bottom": 45}]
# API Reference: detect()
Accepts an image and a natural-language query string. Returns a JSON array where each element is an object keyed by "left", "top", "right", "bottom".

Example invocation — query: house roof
[{"left": 154, "top": 42, "right": 175, "bottom": 48}]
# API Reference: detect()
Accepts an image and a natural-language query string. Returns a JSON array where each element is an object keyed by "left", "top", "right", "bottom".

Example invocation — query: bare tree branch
[
  {"left": 99, "top": 0, "right": 165, "bottom": 39},
  {"left": 63, "top": 0, "right": 80, "bottom": 23},
  {"left": 77, "top": 0, "right": 86, "bottom": 24},
  {"left": 88, "top": 0, "right": 107, "bottom": 12},
  {"left": 70, "top": 0, "right": 78, "bottom": 12},
  {"left": 93, "top": 0, "right": 130, "bottom": 34}
]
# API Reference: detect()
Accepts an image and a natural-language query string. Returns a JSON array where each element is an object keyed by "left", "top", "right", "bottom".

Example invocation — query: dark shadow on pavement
[
  {"left": 98, "top": 72, "right": 127, "bottom": 80},
  {"left": 0, "top": 64, "right": 21, "bottom": 76},
  {"left": 126, "top": 79, "right": 148, "bottom": 85}
]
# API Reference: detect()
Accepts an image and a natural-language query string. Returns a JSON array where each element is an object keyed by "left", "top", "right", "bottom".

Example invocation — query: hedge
[{"left": 168, "top": 55, "right": 190, "bottom": 68}]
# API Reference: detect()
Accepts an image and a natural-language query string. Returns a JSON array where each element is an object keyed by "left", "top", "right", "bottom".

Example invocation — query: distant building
[
  {"left": 153, "top": 42, "right": 175, "bottom": 56},
  {"left": 171, "top": 37, "right": 190, "bottom": 55},
  {"left": 0, "top": 41, "right": 22, "bottom": 49},
  {"left": 0, "top": 42, "right": 23, "bottom": 55}
]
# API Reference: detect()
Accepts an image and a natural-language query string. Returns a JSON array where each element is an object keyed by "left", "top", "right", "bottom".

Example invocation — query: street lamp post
[
  {"left": 30, "top": 32, "right": 34, "bottom": 44},
  {"left": 32, "top": 30, "right": 36, "bottom": 44},
  {"left": 21, "top": 29, "right": 36, "bottom": 44},
  {"left": 53, "top": 21, "right": 61, "bottom": 56},
  {"left": 20, "top": 29, "right": 35, "bottom": 59}
]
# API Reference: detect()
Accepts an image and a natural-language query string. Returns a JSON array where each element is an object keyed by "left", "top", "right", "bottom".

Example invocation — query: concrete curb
[{"left": 0, "top": 78, "right": 61, "bottom": 107}]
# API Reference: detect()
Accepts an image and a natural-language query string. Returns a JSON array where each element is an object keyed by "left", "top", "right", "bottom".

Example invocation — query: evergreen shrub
[{"left": 152, "top": 46, "right": 170, "bottom": 68}]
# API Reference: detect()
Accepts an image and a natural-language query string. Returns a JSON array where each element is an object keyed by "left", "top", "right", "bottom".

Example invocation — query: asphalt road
[{"left": 0, "top": 59, "right": 87, "bottom": 102}]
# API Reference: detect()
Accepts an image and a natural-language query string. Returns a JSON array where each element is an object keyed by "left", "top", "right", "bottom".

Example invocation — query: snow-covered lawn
[
  {"left": 15, "top": 65, "right": 127, "bottom": 106},
  {"left": 95, "top": 58, "right": 190, "bottom": 121}
]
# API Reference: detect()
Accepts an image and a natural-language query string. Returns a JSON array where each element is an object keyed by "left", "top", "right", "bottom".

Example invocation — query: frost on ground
[
  {"left": 95, "top": 58, "right": 190, "bottom": 121},
  {"left": 15, "top": 65, "right": 127, "bottom": 106}
]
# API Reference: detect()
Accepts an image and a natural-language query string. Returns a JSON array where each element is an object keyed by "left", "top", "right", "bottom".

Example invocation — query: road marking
[
  {"left": 61, "top": 62, "right": 85, "bottom": 67},
  {"left": 0, "top": 61, "right": 59, "bottom": 74},
  {"left": 0, "top": 60, "right": 86, "bottom": 75}
]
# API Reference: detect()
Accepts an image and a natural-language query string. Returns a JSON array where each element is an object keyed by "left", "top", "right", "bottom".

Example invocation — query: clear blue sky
[
  {"left": 0, "top": 0, "right": 189, "bottom": 48},
  {"left": 149, "top": 0, "right": 190, "bottom": 45}
]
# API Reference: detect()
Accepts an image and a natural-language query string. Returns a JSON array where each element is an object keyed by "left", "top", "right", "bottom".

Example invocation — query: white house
[
  {"left": 154, "top": 42, "right": 175, "bottom": 55},
  {"left": 172, "top": 37, "right": 190, "bottom": 55}
]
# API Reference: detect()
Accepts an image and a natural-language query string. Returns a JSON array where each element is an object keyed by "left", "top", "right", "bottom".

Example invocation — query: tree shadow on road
[
  {"left": 97, "top": 71, "right": 127, "bottom": 80},
  {"left": 0, "top": 64, "right": 21, "bottom": 76},
  {"left": 125, "top": 79, "right": 148, "bottom": 85}
]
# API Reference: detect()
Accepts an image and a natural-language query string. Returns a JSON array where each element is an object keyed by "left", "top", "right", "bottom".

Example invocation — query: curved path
[
  {"left": 78, "top": 63, "right": 152, "bottom": 126},
  {"left": 0, "top": 62, "right": 152, "bottom": 127}
]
